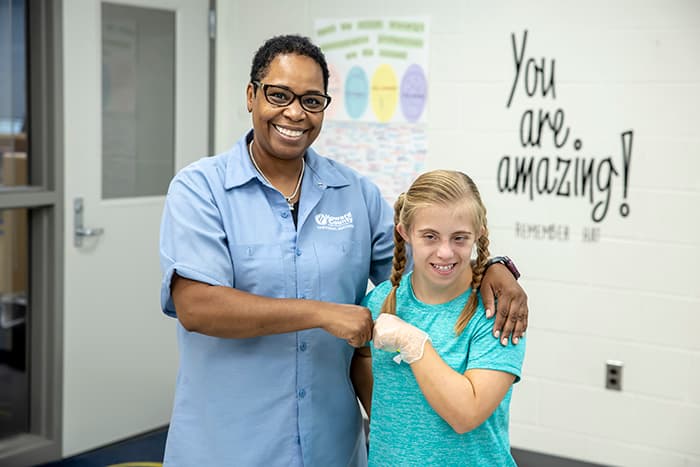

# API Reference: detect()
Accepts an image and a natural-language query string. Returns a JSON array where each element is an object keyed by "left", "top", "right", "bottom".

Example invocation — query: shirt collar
[
  {"left": 224, "top": 129, "right": 350, "bottom": 190},
  {"left": 223, "top": 130, "right": 256, "bottom": 190}
]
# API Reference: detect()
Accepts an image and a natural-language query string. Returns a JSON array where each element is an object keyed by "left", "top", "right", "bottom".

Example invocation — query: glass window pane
[
  {"left": 0, "top": 207, "right": 29, "bottom": 437},
  {"left": 102, "top": 3, "right": 175, "bottom": 199},
  {"left": 0, "top": 0, "right": 29, "bottom": 188},
  {"left": 0, "top": 0, "right": 29, "bottom": 440}
]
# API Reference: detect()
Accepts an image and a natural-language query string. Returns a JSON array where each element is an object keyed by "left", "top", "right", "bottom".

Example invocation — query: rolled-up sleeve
[{"left": 159, "top": 167, "right": 233, "bottom": 317}]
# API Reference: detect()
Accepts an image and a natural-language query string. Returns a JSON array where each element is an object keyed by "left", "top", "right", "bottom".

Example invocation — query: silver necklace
[{"left": 248, "top": 140, "right": 305, "bottom": 210}]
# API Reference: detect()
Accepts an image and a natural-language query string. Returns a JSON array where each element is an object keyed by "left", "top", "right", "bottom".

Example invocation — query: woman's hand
[{"left": 480, "top": 264, "right": 528, "bottom": 345}]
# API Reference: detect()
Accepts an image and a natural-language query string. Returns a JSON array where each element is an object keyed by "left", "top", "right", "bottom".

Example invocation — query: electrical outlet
[{"left": 605, "top": 360, "right": 623, "bottom": 391}]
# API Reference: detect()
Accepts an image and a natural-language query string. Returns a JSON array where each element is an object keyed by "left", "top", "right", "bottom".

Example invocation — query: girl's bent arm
[{"left": 410, "top": 342, "right": 515, "bottom": 433}]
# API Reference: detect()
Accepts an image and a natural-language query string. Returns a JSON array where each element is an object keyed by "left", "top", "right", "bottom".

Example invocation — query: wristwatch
[{"left": 485, "top": 256, "right": 521, "bottom": 280}]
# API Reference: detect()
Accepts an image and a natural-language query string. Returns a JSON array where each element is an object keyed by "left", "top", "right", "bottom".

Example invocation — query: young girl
[{"left": 361, "top": 170, "right": 526, "bottom": 466}]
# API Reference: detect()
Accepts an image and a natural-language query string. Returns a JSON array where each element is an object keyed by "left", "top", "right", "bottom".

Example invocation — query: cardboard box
[
  {"left": 1, "top": 152, "right": 28, "bottom": 187},
  {"left": 0, "top": 133, "right": 27, "bottom": 153},
  {"left": 0, "top": 153, "right": 28, "bottom": 295}
]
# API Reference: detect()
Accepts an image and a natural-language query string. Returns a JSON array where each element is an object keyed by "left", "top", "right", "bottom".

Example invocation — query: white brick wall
[{"left": 217, "top": 1, "right": 700, "bottom": 465}]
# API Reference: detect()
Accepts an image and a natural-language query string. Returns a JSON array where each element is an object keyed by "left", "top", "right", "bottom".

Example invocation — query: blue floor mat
[{"left": 36, "top": 427, "right": 167, "bottom": 467}]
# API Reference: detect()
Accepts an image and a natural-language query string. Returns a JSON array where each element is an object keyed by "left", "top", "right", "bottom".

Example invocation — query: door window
[{"left": 102, "top": 3, "right": 175, "bottom": 198}]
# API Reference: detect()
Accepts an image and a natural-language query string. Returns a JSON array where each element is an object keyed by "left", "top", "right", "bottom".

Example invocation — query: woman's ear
[{"left": 246, "top": 83, "right": 254, "bottom": 112}]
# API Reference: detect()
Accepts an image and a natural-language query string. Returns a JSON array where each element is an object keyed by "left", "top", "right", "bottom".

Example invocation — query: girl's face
[{"left": 398, "top": 203, "right": 481, "bottom": 304}]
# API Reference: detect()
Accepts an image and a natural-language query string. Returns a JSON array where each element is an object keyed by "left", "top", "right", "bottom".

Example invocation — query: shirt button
[
  {"left": 281, "top": 211, "right": 289, "bottom": 218},
  {"left": 296, "top": 248, "right": 302, "bottom": 256},
  {"left": 299, "top": 342, "right": 307, "bottom": 352},
  {"left": 298, "top": 389, "right": 306, "bottom": 399}
]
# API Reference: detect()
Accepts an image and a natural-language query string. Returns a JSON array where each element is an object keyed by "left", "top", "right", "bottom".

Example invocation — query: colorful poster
[{"left": 313, "top": 17, "right": 429, "bottom": 203}]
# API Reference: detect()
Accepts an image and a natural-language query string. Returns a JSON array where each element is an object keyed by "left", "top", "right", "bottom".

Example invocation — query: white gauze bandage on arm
[{"left": 373, "top": 313, "right": 430, "bottom": 364}]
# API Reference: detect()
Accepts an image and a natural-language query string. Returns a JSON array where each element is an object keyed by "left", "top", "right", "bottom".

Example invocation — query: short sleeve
[
  {"left": 159, "top": 167, "right": 233, "bottom": 317},
  {"left": 465, "top": 307, "right": 526, "bottom": 383}
]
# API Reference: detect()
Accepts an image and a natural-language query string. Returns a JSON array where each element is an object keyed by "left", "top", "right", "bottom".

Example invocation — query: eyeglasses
[{"left": 252, "top": 81, "right": 331, "bottom": 113}]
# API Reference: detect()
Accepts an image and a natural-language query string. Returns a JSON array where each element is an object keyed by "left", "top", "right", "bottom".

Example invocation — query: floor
[
  {"left": 31, "top": 427, "right": 605, "bottom": 467},
  {"left": 35, "top": 427, "right": 168, "bottom": 467}
]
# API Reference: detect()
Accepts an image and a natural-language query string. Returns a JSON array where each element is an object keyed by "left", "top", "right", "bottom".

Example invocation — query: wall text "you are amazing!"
[{"left": 497, "top": 30, "right": 633, "bottom": 223}]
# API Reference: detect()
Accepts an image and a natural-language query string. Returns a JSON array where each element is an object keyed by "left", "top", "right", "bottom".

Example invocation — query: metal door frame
[{"left": 0, "top": 1, "right": 63, "bottom": 465}]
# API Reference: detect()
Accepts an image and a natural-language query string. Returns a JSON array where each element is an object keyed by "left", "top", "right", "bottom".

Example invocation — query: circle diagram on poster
[
  {"left": 400, "top": 64, "right": 427, "bottom": 122},
  {"left": 344, "top": 66, "right": 369, "bottom": 119},
  {"left": 371, "top": 64, "right": 398, "bottom": 122}
]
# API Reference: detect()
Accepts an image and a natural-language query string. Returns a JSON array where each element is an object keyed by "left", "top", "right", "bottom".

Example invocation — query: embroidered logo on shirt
[{"left": 315, "top": 211, "right": 354, "bottom": 231}]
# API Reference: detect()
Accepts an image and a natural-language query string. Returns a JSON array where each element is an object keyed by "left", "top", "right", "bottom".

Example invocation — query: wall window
[{"left": 0, "top": 0, "right": 29, "bottom": 440}]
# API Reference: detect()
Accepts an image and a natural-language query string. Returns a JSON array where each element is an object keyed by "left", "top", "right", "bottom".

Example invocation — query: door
[{"left": 62, "top": 0, "right": 209, "bottom": 456}]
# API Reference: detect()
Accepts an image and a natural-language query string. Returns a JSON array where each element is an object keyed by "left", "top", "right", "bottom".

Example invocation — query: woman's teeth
[{"left": 275, "top": 125, "right": 303, "bottom": 137}]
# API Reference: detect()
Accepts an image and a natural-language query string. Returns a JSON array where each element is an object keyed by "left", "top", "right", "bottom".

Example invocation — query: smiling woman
[
  {"left": 246, "top": 53, "right": 326, "bottom": 173},
  {"left": 159, "top": 34, "right": 396, "bottom": 466}
]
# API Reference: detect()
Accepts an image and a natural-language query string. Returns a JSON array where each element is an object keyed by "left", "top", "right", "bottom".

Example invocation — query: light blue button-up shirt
[{"left": 159, "top": 130, "right": 394, "bottom": 466}]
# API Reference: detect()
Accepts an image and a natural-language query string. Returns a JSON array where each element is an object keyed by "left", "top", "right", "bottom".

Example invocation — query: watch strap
[{"left": 485, "top": 255, "right": 521, "bottom": 280}]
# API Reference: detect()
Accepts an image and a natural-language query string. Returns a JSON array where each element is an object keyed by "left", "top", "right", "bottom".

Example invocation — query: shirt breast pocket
[
  {"left": 230, "top": 243, "right": 286, "bottom": 297},
  {"left": 313, "top": 240, "right": 366, "bottom": 303}
]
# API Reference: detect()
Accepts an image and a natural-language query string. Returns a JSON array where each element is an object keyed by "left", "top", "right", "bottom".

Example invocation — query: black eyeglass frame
[{"left": 252, "top": 81, "right": 332, "bottom": 113}]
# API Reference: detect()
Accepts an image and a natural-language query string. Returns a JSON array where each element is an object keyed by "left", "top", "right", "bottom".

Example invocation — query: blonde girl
[{"left": 361, "top": 170, "right": 526, "bottom": 467}]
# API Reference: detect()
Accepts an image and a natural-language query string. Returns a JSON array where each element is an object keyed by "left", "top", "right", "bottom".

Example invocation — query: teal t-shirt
[{"left": 362, "top": 273, "right": 526, "bottom": 467}]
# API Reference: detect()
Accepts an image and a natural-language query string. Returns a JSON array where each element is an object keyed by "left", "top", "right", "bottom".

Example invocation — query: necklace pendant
[{"left": 288, "top": 202, "right": 295, "bottom": 211}]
